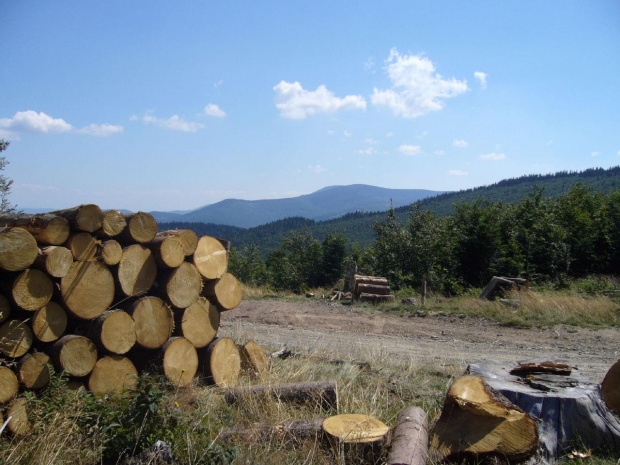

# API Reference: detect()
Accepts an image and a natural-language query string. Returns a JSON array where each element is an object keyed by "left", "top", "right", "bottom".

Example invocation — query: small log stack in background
[{"left": 0, "top": 204, "right": 245, "bottom": 435}]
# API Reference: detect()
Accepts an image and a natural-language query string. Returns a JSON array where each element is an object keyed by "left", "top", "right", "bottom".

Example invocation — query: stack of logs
[
  {"left": 353, "top": 275, "right": 394, "bottom": 304},
  {"left": 0, "top": 204, "right": 258, "bottom": 435}
]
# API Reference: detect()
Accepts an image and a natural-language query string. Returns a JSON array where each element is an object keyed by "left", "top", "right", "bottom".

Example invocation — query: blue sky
[{"left": 1, "top": 1, "right": 619, "bottom": 212}]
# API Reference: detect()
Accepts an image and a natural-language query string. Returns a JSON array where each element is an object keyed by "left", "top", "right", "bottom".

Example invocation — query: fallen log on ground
[
  {"left": 224, "top": 380, "right": 338, "bottom": 410},
  {"left": 219, "top": 418, "right": 326, "bottom": 443},
  {"left": 387, "top": 406, "right": 428, "bottom": 465}
]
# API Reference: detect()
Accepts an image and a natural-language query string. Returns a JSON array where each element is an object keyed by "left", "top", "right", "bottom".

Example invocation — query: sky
[{"left": 1, "top": 1, "right": 619, "bottom": 212}]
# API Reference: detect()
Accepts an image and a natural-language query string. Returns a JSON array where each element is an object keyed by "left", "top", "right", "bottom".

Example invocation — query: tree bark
[
  {"left": 17, "top": 352, "right": 50, "bottom": 390},
  {"left": 10, "top": 268, "right": 54, "bottom": 311},
  {"left": 199, "top": 337, "right": 240, "bottom": 387},
  {"left": 602, "top": 358, "right": 620, "bottom": 414},
  {"left": 219, "top": 418, "right": 326, "bottom": 443},
  {"left": 354, "top": 275, "right": 389, "bottom": 287},
  {"left": 88, "top": 355, "right": 139, "bottom": 395},
  {"left": 322, "top": 413, "right": 389, "bottom": 443},
  {"left": 0, "top": 320, "right": 33, "bottom": 358},
  {"left": 193, "top": 235, "right": 228, "bottom": 280},
  {"left": 387, "top": 406, "right": 428, "bottom": 465},
  {"left": 117, "top": 244, "right": 157, "bottom": 297},
  {"left": 32, "top": 301, "right": 67, "bottom": 342},
  {"left": 225, "top": 380, "right": 339, "bottom": 410},
  {"left": 0, "top": 227, "right": 38, "bottom": 272},
  {"left": 146, "top": 235, "right": 185, "bottom": 268},
  {"left": 49, "top": 335, "right": 98, "bottom": 377},
  {"left": 119, "top": 212, "right": 158, "bottom": 244},
  {"left": 359, "top": 293, "right": 395, "bottom": 304},
  {"left": 157, "top": 229, "right": 198, "bottom": 256},
  {"left": 65, "top": 232, "right": 98, "bottom": 261},
  {"left": 129, "top": 296, "right": 174, "bottom": 349},
  {"left": 203, "top": 272, "right": 242, "bottom": 311},
  {"left": 175, "top": 297, "right": 219, "bottom": 348},
  {"left": 0, "top": 366, "right": 18, "bottom": 403},
  {"left": 157, "top": 261, "right": 202, "bottom": 309},
  {"left": 162, "top": 337, "right": 198, "bottom": 387},
  {"left": 355, "top": 284, "right": 391, "bottom": 296},
  {"left": 51, "top": 204, "right": 104, "bottom": 233},
  {"left": 87, "top": 309, "right": 136, "bottom": 355},
  {"left": 0, "top": 213, "right": 70, "bottom": 246},
  {"left": 239, "top": 340, "right": 270, "bottom": 379},
  {"left": 61, "top": 260, "right": 115, "bottom": 319},
  {"left": 33, "top": 246, "right": 73, "bottom": 278},
  {"left": 6, "top": 397, "right": 31, "bottom": 435}
]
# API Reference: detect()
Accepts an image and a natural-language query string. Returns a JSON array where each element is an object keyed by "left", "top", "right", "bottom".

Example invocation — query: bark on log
[
  {"left": 387, "top": 406, "right": 428, "bottom": 465},
  {"left": 100, "top": 239, "right": 122, "bottom": 266},
  {"left": 87, "top": 309, "right": 136, "bottom": 355},
  {"left": 359, "top": 293, "right": 395, "bottom": 304},
  {"left": 157, "top": 229, "right": 198, "bottom": 256},
  {"left": 0, "top": 214, "right": 70, "bottom": 246},
  {"left": 146, "top": 235, "right": 185, "bottom": 268},
  {"left": 17, "top": 352, "right": 50, "bottom": 390},
  {"left": 431, "top": 374, "right": 538, "bottom": 463},
  {"left": 129, "top": 296, "right": 174, "bottom": 349},
  {"left": 61, "top": 261, "right": 115, "bottom": 319},
  {"left": 33, "top": 246, "right": 73, "bottom": 278},
  {"left": 51, "top": 204, "right": 104, "bottom": 233},
  {"left": 157, "top": 262, "right": 201, "bottom": 309},
  {"left": 0, "top": 227, "right": 38, "bottom": 272},
  {"left": 354, "top": 275, "right": 389, "bottom": 287},
  {"left": 0, "top": 320, "right": 33, "bottom": 358},
  {"left": 88, "top": 355, "right": 139, "bottom": 395},
  {"left": 219, "top": 418, "right": 326, "bottom": 443},
  {"left": 602, "top": 359, "right": 620, "bottom": 414},
  {"left": 11, "top": 268, "right": 54, "bottom": 311},
  {"left": 119, "top": 212, "right": 158, "bottom": 244},
  {"left": 99, "top": 210, "right": 127, "bottom": 238},
  {"left": 32, "top": 301, "right": 68, "bottom": 342},
  {"left": 193, "top": 235, "right": 227, "bottom": 280},
  {"left": 239, "top": 340, "right": 270, "bottom": 379},
  {"left": 225, "top": 380, "right": 339, "bottom": 410},
  {"left": 175, "top": 297, "right": 219, "bottom": 348},
  {"left": 199, "top": 337, "right": 240, "bottom": 387},
  {"left": 162, "top": 337, "right": 198, "bottom": 387},
  {"left": 117, "top": 244, "right": 157, "bottom": 297},
  {"left": 65, "top": 232, "right": 98, "bottom": 261},
  {"left": 322, "top": 414, "right": 389, "bottom": 443},
  {"left": 355, "top": 284, "right": 391, "bottom": 296},
  {"left": 479, "top": 276, "right": 518, "bottom": 300},
  {"left": 0, "top": 293, "right": 9, "bottom": 324},
  {"left": 7, "top": 397, "right": 31, "bottom": 435},
  {"left": 0, "top": 366, "right": 18, "bottom": 403},
  {"left": 50, "top": 335, "right": 98, "bottom": 377},
  {"left": 203, "top": 272, "right": 242, "bottom": 311}
]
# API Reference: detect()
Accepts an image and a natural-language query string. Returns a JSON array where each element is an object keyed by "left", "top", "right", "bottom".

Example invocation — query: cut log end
[
  {"left": 91, "top": 310, "right": 136, "bottom": 354},
  {"left": 0, "top": 227, "right": 38, "bottom": 272},
  {"left": 66, "top": 232, "right": 98, "bottom": 261},
  {"left": 35, "top": 246, "right": 73, "bottom": 278},
  {"left": 51, "top": 335, "right": 98, "bottom": 378},
  {"left": 193, "top": 236, "right": 228, "bottom": 280},
  {"left": 178, "top": 297, "right": 219, "bottom": 348},
  {"left": 100, "top": 239, "right": 123, "bottom": 266},
  {"left": 202, "top": 337, "right": 240, "bottom": 387},
  {"left": 158, "top": 229, "right": 198, "bottom": 256},
  {"left": 0, "top": 293, "right": 11, "bottom": 324},
  {"left": 240, "top": 340, "right": 270, "bottom": 378},
  {"left": 101, "top": 210, "right": 127, "bottom": 237},
  {"left": 12, "top": 268, "right": 54, "bottom": 311},
  {"left": 0, "top": 320, "right": 33, "bottom": 358},
  {"left": 88, "top": 355, "right": 138, "bottom": 395},
  {"left": 7, "top": 397, "right": 31, "bottom": 435},
  {"left": 0, "top": 366, "right": 19, "bottom": 403},
  {"left": 203, "top": 272, "right": 242, "bottom": 311},
  {"left": 162, "top": 337, "right": 198, "bottom": 387},
  {"left": 61, "top": 261, "right": 115, "bottom": 319},
  {"left": 52, "top": 204, "right": 104, "bottom": 233},
  {"left": 117, "top": 244, "right": 157, "bottom": 297},
  {"left": 131, "top": 297, "right": 174, "bottom": 349},
  {"left": 18, "top": 352, "right": 51, "bottom": 390},
  {"left": 122, "top": 212, "right": 158, "bottom": 244},
  {"left": 32, "top": 302, "right": 68, "bottom": 342},
  {"left": 164, "top": 262, "right": 202, "bottom": 308},
  {"left": 322, "top": 414, "right": 389, "bottom": 444}
]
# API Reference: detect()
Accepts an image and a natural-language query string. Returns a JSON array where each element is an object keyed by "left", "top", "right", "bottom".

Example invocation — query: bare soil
[{"left": 220, "top": 299, "right": 620, "bottom": 383}]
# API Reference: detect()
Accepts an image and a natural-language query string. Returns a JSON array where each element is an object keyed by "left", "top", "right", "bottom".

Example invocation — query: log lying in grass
[
  {"left": 66, "top": 232, "right": 98, "bottom": 261},
  {"left": 99, "top": 239, "right": 122, "bottom": 266},
  {"left": 0, "top": 366, "right": 18, "bottom": 403},
  {"left": 175, "top": 297, "right": 219, "bottom": 348},
  {"left": 203, "top": 272, "right": 242, "bottom": 311},
  {"left": 33, "top": 246, "right": 73, "bottom": 278},
  {"left": 61, "top": 261, "right": 115, "bottom": 319},
  {"left": 87, "top": 310, "right": 136, "bottom": 355},
  {"left": 0, "top": 320, "right": 33, "bottom": 358},
  {"left": 0, "top": 227, "right": 38, "bottom": 272},
  {"left": 50, "top": 335, "right": 98, "bottom": 378},
  {"left": 387, "top": 406, "right": 428, "bottom": 465},
  {"left": 322, "top": 414, "right": 389, "bottom": 443},
  {"left": 219, "top": 418, "right": 326, "bottom": 443},
  {"left": 225, "top": 380, "right": 339, "bottom": 410},
  {"left": 193, "top": 235, "right": 227, "bottom": 280},
  {"left": 117, "top": 244, "right": 157, "bottom": 297},
  {"left": 10, "top": 268, "right": 54, "bottom": 311},
  {"left": 239, "top": 340, "right": 270, "bottom": 379},
  {"left": 157, "top": 229, "right": 198, "bottom": 256},
  {"left": 0, "top": 214, "right": 70, "bottom": 246},
  {"left": 88, "top": 355, "right": 138, "bottom": 395},
  {"left": 7, "top": 397, "right": 31, "bottom": 435},
  {"left": 17, "top": 352, "right": 50, "bottom": 390},
  {"left": 162, "top": 337, "right": 198, "bottom": 387},
  {"left": 119, "top": 212, "right": 158, "bottom": 244},
  {"left": 32, "top": 302, "right": 68, "bottom": 342},
  {"left": 130, "top": 296, "right": 174, "bottom": 349},
  {"left": 51, "top": 204, "right": 104, "bottom": 233},
  {"left": 200, "top": 337, "right": 240, "bottom": 387}
]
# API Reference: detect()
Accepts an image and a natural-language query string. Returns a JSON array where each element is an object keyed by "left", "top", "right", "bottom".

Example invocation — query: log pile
[
  {"left": 0, "top": 205, "right": 246, "bottom": 435},
  {"left": 352, "top": 275, "right": 395, "bottom": 304}
]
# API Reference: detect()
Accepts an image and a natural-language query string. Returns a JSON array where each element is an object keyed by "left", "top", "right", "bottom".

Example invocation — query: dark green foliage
[{"left": 228, "top": 244, "right": 269, "bottom": 286}]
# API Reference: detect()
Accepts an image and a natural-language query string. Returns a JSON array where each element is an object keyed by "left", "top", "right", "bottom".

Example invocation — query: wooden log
[
  {"left": 0, "top": 293, "right": 10, "bottom": 324},
  {"left": 32, "top": 301, "right": 68, "bottom": 342},
  {"left": 0, "top": 366, "right": 18, "bottom": 403},
  {"left": 0, "top": 227, "right": 38, "bottom": 272},
  {"left": 225, "top": 380, "right": 339, "bottom": 410},
  {"left": 88, "top": 355, "right": 139, "bottom": 395},
  {"left": 0, "top": 213, "right": 70, "bottom": 246},
  {"left": 387, "top": 406, "right": 428, "bottom": 465},
  {"left": 199, "top": 337, "right": 240, "bottom": 387},
  {"left": 430, "top": 374, "right": 538, "bottom": 463},
  {"left": 175, "top": 297, "right": 219, "bottom": 348},
  {"left": 17, "top": 352, "right": 50, "bottom": 390},
  {"left": 479, "top": 276, "right": 517, "bottom": 300},
  {"left": 99, "top": 210, "right": 127, "bottom": 238},
  {"left": 129, "top": 296, "right": 174, "bottom": 349},
  {"left": 50, "top": 335, "right": 97, "bottom": 377},
  {"left": 219, "top": 418, "right": 326, "bottom": 443},
  {"left": 162, "top": 337, "right": 198, "bottom": 387},
  {"left": 602, "top": 359, "right": 620, "bottom": 414},
  {"left": 157, "top": 229, "right": 198, "bottom": 256},
  {"left": 65, "top": 232, "right": 98, "bottom": 261},
  {"left": 87, "top": 309, "right": 136, "bottom": 355},
  {"left": 119, "top": 212, "right": 158, "bottom": 244},
  {"left": 51, "top": 204, "right": 104, "bottom": 233},
  {"left": 61, "top": 261, "right": 115, "bottom": 319},
  {"left": 146, "top": 235, "right": 185, "bottom": 268},
  {"left": 33, "top": 246, "right": 73, "bottom": 278},
  {"left": 354, "top": 275, "right": 389, "bottom": 287},
  {"left": 193, "top": 235, "right": 227, "bottom": 280},
  {"left": 355, "top": 284, "right": 391, "bottom": 296},
  {"left": 203, "top": 272, "right": 242, "bottom": 311},
  {"left": 358, "top": 293, "right": 395, "bottom": 304},
  {"left": 7, "top": 397, "right": 31, "bottom": 435},
  {"left": 100, "top": 239, "right": 122, "bottom": 266},
  {"left": 0, "top": 320, "right": 33, "bottom": 358},
  {"left": 322, "top": 414, "right": 389, "bottom": 443},
  {"left": 117, "top": 244, "right": 157, "bottom": 297},
  {"left": 239, "top": 340, "right": 270, "bottom": 379},
  {"left": 10, "top": 268, "right": 54, "bottom": 311},
  {"left": 157, "top": 262, "right": 201, "bottom": 309}
]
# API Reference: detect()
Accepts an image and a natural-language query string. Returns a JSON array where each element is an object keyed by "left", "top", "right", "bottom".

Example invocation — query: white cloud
[
  {"left": 479, "top": 152, "right": 506, "bottom": 161},
  {"left": 140, "top": 113, "right": 204, "bottom": 132},
  {"left": 453, "top": 139, "right": 468, "bottom": 147},
  {"left": 386, "top": 132, "right": 394, "bottom": 138},
  {"left": 0, "top": 110, "right": 73, "bottom": 134},
  {"left": 308, "top": 164, "right": 326, "bottom": 173},
  {"left": 364, "top": 138, "right": 378, "bottom": 144},
  {"left": 214, "top": 80, "right": 223, "bottom": 87},
  {"left": 77, "top": 124, "right": 124, "bottom": 137},
  {"left": 364, "top": 57, "right": 376, "bottom": 71},
  {"left": 399, "top": 144, "right": 422, "bottom": 156},
  {"left": 435, "top": 150, "right": 445, "bottom": 156},
  {"left": 344, "top": 131, "right": 352, "bottom": 137},
  {"left": 273, "top": 81, "right": 366, "bottom": 119},
  {"left": 449, "top": 169, "right": 468, "bottom": 176},
  {"left": 358, "top": 147, "right": 380, "bottom": 155},
  {"left": 371, "top": 48, "right": 468, "bottom": 118},
  {"left": 590, "top": 151, "right": 600, "bottom": 157},
  {"left": 474, "top": 71, "right": 487, "bottom": 89},
  {"left": 204, "top": 104, "right": 226, "bottom": 118}
]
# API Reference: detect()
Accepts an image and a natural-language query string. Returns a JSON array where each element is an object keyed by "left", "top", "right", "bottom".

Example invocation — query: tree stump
[
  {"left": 0, "top": 227, "right": 38, "bottom": 272},
  {"left": 602, "top": 358, "right": 620, "bottom": 414},
  {"left": 61, "top": 261, "right": 115, "bottom": 319},
  {"left": 32, "top": 301, "right": 68, "bottom": 342},
  {"left": 88, "top": 355, "right": 139, "bottom": 395}
]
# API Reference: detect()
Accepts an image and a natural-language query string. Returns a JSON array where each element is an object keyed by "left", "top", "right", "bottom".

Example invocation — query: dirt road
[{"left": 220, "top": 299, "right": 620, "bottom": 382}]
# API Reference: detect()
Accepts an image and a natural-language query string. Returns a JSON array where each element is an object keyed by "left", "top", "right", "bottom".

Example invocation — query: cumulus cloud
[
  {"left": 77, "top": 124, "right": 124, "bottom": 137},
  {"left": 371, "top": 48, "right": 468, "bottom": 118},
  {"left": 474, "top": 71, "right": 487, "bottom": 89},
  {"left": 479, "top": 152, "right": 506, "bottom": 161},
  {"left": 274, "top": 81, "right": 366, "bottom": 119},
  {"left": 204, "top": 104, "right": 226, "bottom": 118},
  {"left": 139, "top": 113, "right": 204, "bottom": 132},
  {"left": 0, "top": 110, "right": 123, "bottom": 137},
  {"left": 358, "top": 147, "right": 382, "bottom": 155},
  {"left": 453, "top": 139, "right": 468, "bottom": 147},
  {"left": 449, "top": 169, "right": 468, "bottom": 176},
  {"left": 399, "top": 144, "right": 422, "bottom": 156}
]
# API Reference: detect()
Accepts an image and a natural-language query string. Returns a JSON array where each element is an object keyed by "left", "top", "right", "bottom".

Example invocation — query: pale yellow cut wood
[
  {"left": 100, "top": 210, "right": 127, "bottom": 237},
  {"left": 193, "top": 235, "right": 228, "bottom": 279},
  {"left": 51, "top": 204, "right": 104, "bottom": 233},
  {"left": 146, "top": 235, "right": 185, "bottom": 268},
  {"left": 61, "top": 261, "right": 115, "bottom": 319},
  {"left": 0, "top": 320, "right": 33, "bottom": 358},
  {"left": 162, "top": 337, "right": 198, "bottom": 387},
  {"left": 0, "top": 293, "right": 10, "bottom": 324},
  {"left": 602, "top": 359, "right": 620, "bottom": 414},
  {"left": 158, "top": 229, "right": 198, "bottom": 256},
  {"left": 11, "top": 268, "right": 54, "bottom": 311},
  {"left": 0, "top": 227, "right": 38, "bottom": 272},
  {"left": 322, "top": 414, "right": 389, "bottom": 443},
  {"left": 117, "top": 244, "right": 157, "bottom": 297},
  {"left": 7, "top": 397, "right": 31, "bottom": 435},
  {"left": 240, "top": 340, "right": 270, "bottom": 378},
  {"left": 50, "top": 335, "right": 98, "bottom": 377},
  {"left": 120, "top": 212, "right": 158, "bottom": 243},
  {"left": 130, "top": 296, "right": 174, "bottom": 349},
  {"left": 0, "top": 214, "right": 70, "bottom": 246},
  {"left": 201, "top": 337, "right": 240, "bottom": 387},
  {"left": 17, "top": 352, "right": 50, "bottom": 390},
  {"left": 100, "top": 239, "right": 122, "bottom": 266},
  {"left": 203, "top": 272, "right": 242, "bottom": 311},
  {"left": 32, "top": 301, "right": 67, "bottom": 342},
  {"left": 162, "top": 261, "right": 202, "bottom": 308},
  {"left": 177, "top": 297, "right": 219, "bottom": 348},
  {"left": 0, "top": 366, "right": 18, "bottom": 403},
  {"left": 88, "top": 310, "right": 136, "bottom": 354},
  {"left": 88, "top": 355, "right": 139, "bottom": 395},
  {"left": 34, "top": 246, "right": 73, "bottom": 278},
  {"left": 66, "top": 232, "right": 98, "bottom": 261}
]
